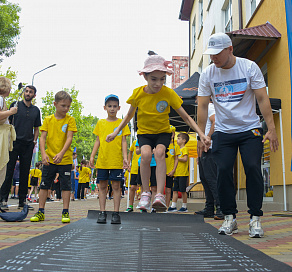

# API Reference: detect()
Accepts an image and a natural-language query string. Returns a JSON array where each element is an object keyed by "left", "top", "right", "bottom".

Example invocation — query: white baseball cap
[{"left": 204, "top": 32, "right": 232, "bottom": 55}]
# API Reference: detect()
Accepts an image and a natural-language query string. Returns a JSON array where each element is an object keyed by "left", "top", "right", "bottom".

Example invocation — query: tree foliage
[
  {"left": 0, "top": 66, "right": 24, "bottom": 108},
  {"left": 0, "top": 0, "right": 21, "bottom": 62}
]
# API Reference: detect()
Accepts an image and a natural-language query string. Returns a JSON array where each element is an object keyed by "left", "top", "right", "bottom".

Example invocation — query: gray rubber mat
[{"left": 0, "top": 210, "right": 290, "bottom": 272}]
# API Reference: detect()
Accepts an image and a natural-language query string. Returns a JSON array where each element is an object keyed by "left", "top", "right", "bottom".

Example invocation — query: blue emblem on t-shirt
[
  {"left": 114, "top": 127, "right": 122, "bottom": 136},
  {"left": 169, "top": 149, "right": 175, "bottom": 156},
  {"left": 156, "top": 101, "right": 168, "bottom": 113},
  {"left": 61, "top": 124, "right": 68, "bottom": 133}
]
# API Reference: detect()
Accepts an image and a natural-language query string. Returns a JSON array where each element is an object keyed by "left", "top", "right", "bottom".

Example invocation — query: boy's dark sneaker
[
  {"left": 0, "top": 202, "right": 9, "bottom": 211},
  {"left": 111, "top": 212, "right": 121, "bottom": 224},
  {"left": 195, "top": 208, "right": 214, "bottom": 218},
  {"left": 214, "top": 207, "right": 224, "bottom": 220},
  {"left": 18, "top": 203, "right": 34, "bottom": 210},
  {"left": 97, "top": 211, "right": 107, "bottom": 224}
]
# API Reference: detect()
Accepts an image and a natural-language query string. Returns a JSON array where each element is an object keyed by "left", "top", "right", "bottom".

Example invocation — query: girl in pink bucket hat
[{"left": 106, "top": 55, "right": 210, "bottom": 213}]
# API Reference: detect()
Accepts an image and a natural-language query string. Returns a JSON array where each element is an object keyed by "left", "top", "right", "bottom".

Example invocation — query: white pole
[
  {"left": 127, "top": 118, "right": 134, "bottom": 208},
  {"left": 279, "top": 109, "right": 287, "bottom": 211},
  {"left": 190, "top": 157, "right": 194, "bottom": 184}
]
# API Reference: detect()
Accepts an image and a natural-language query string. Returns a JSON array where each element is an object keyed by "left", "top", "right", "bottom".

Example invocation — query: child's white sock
[
  {"left": 182, "top": 203, "right": 187, "bottom": 208},
  {"left": 171, "top": 202, "right": 177, "bottom": 208}
]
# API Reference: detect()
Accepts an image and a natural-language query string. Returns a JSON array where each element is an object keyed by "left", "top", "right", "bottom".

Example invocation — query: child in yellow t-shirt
[
  {"left": 125, "top": 139, "right": 141, "bottom": 212},
  {"left": 90, "top": 94, "right": 130, "bottom": 224},
  {"left": 169, "top": 133, "right": 189, "bottom": 212},
  {"left": 165, "top": 126, "right": 180, "bottom": 208},
  {"left": 77, "top": 159, "right": 91, "bottom": 200},
  {"left": 106, "top": 55, "right": 210, "bottom": 212},
  {"left": 30, "top": 91, "right": 77, "bottom": 224},
  {"left": 28, "top": 162, "right": 42, "bottom": 202}
]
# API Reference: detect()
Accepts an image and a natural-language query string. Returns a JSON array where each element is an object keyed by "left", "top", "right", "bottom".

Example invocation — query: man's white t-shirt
[{"left": 198, "top": 57, "right": 266, "bottom": 133}]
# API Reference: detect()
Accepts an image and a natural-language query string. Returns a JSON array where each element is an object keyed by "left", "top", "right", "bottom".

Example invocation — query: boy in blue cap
[{"left": 90, "top": 94, "right": 130, "bottom": 224}]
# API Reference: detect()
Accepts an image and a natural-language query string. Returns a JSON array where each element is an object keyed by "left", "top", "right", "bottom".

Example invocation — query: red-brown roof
[
  {"left": 179, "top": 0, "right": 194, "bottom": 21},
  {"left": 228, "top": 22, "right": 281, "bottom": 38}
]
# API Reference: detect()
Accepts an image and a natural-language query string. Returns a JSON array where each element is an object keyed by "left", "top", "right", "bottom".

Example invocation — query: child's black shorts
[
  {"left": 165, "top": 175, "right": 174, "bottom": 188},
  {"left": 129, "top": 174, "right": 141, "bottom": 186},
  {"left": 173, "top": 176, "right": 188, "bottom": 192},
  {"left": 40, "top": 164, "right": 72, "bottom": 191},
  {"left": 137, "top": 166, "right": 157, "bottom": 187},
  {"left": 137, "top": 133, "right": 172, "bottom": 150}
]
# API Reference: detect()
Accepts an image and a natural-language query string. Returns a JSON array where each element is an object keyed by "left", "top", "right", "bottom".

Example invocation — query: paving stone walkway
[{"left": 0, "top": 195, "right": 291, "bottom": 268}]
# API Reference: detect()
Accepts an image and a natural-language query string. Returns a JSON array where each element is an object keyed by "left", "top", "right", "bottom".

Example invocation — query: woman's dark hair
[{"left": 80, "top": 159, "right": 86, "bottom": 171}]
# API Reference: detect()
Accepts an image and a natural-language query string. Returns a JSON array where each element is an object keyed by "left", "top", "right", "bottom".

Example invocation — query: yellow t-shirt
[
  {"left": 93, "top": 119, "right": 130, "bottom": 169},
  {"left": 126, "top": 85, "right": 183, "bottom": 134},
  {"left": 174, "top": 146, "right": 189, "bottom": 177},
  {"left": 28, "top": 168, "right": 42, "bottom": 187},
  {"left": 166, "top": 142, "right": 181, "bottom": 174},
  {"left": 41, "top": 114, "right": 77, "bottom": 165},
  {"left": 129, "top": 140, "right": 140, "bottom": 175},
  {"left": 79, "top": 167, "right": 91, "bottom": 184}
]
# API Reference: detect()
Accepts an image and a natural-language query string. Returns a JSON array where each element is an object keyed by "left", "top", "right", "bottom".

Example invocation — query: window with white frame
[
  {"left": 192, "top": 18, "right": 196, "bottom": 51},
  {"left": 224, "top": 0, "right": 232, "bottom": 32},
  {"left": 199, "top": 0, "right": 203, "bottom": 31},
  {"left": 198, "top": 57, "right": 203, "bottom": 73},
  {"left": 251, "top": 0, "right": 256, "bottom": 14}
]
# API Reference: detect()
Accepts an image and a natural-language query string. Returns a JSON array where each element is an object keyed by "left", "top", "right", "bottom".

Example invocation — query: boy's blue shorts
[{"left": 97, "top": 169, "right": 123, "bottom": 182}]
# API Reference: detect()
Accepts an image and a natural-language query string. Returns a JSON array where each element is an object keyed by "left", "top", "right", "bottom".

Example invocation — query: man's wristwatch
[
  {"left": 33, "top": 140, "right": 37, "bottom": 144},
  {"left": 197, "top": 135, "right": 201, "bottom": 141}
]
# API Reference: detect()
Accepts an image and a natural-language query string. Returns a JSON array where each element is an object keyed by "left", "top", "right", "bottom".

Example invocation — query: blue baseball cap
[{"left": 105, "top": 94, "right": 119, "bottom": 105}]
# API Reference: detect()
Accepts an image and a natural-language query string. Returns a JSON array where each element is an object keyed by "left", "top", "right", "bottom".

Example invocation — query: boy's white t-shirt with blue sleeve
[{"left": 199, "top": 57, "right": 266, "bottom": 133}]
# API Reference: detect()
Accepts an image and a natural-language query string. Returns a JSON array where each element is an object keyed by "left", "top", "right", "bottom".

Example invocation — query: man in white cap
[{"left": 197, "top": 32, "right": 279, "bottom": 238}]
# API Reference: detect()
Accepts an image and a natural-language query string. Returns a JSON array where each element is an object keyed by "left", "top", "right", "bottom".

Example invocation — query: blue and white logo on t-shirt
[
  {"left": 214, "top": 78, "right": 247, "bottom": 103},
  {"left": 156, "top": 101, "right": 168, "bottom": 113},
  {"left": 61, "top": 124, "right": 68, "bottom": 133},
  {"left": 169, "top": 148, "right": 175, "bottom": 156},
  {"left": 114, "top": 127, "right": 122, "bottom": 136}
]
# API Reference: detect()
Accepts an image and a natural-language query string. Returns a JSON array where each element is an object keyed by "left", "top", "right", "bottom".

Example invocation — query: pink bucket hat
[{"left": 138, "top": 55, "right": 173, "bottom": 76}]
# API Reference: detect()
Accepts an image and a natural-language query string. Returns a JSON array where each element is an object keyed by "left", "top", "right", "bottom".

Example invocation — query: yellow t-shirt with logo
[
  {"left": 174, "top": 146, "right": 189, "bottom": 177},
  {"left": 93, "top": 119, "right": 130, "bottom": 169},
  {"left": 129, "top": 140, "right": 140, "bottom": 175},
  {"left": 79, "top": 167, "right": 91, "bottom": 184},
  {"left": 126, "top": 85, "right": 183, "bottom": 134},
  {"left": 41, "top": 114, "right": 77, "bottom": 165},
  {"left": 166, "top": 142, "right": 181, "bottom": 174}
]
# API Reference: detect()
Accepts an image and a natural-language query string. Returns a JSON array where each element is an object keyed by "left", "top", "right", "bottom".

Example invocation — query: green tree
[
  {"left": 0, "top": 0, "right": 21, "bottom": 62},
  {"left": 0, "top": 66, "right": 23, "bottom": 108}
]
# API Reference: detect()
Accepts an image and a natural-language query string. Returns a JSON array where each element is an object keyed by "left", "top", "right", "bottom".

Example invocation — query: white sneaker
[
  {"left": 136, "top": 192, "right": 151, "bottom": 211},
  {"left": 218, "top": 215, "right": 238, "bottom": 235},
  {"left": 152, "top": 193, "right": 167, "bottom": 212},
  {"left": 249, "top": 216, "right": 264, "bottom": 238}
]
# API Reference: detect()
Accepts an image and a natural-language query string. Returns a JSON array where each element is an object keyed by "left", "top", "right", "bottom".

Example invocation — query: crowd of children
[{"left": 0, "top": 55, "right": 211, "bottom": 226}]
